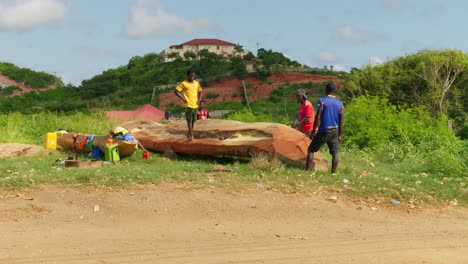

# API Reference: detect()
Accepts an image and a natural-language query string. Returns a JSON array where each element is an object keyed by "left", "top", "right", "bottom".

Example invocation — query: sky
[{"left": 0, "top": 0, "right": 466, "bottom": 85}]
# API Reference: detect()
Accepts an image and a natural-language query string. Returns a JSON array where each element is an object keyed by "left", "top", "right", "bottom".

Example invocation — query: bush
[
  {"left": 344, "top": 96, "right": 467, "bottom": 176},
  {"left": 0, "top": 85, "right": 21, "bottom": 96},
  {"left": 226, "top": 108, "right": 290, "bottom": 124},
  {"left": 205, "top": 92, "right": 219, "bottom": 99}
]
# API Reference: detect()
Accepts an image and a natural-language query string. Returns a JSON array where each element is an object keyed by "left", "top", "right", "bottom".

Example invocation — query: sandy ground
[
  {"left": 0, "top": 143, "right": 46, "bottom": 158},
  {"left": 0, "top": 184, "right": 467, "bottom": 264}
]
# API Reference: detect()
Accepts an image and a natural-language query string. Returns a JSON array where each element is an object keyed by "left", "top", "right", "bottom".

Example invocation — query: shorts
[
  {"left": 302, "top": 129, "right": 312, "bottom": 137},
  {"left": 185, "top": 107, "right": 198, "bottom": 122},
  {"left": 308, "top": 128, "right": 339, "bottom": 155}
]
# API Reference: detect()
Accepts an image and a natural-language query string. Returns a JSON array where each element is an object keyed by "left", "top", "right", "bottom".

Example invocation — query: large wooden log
[{"left": 120, "top": 119, "right": 328, "bottom": 171}]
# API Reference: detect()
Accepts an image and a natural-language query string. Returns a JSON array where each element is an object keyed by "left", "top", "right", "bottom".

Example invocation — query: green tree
[
  {"left": 230, "top": 57, "right": 247, "bottom": 79},
  {"left": 167, "top": 52, "right": 181, "bottom": 61},
  {"left": 243, "top": 51, "right": 255, "bottom": 61},
  {"left": 345, "top": 49, "right": 468, "bottom": 135},
  {"left": 257, "top": 48, "right": 301, "bottom": 67},
  {"left": 234, "top": 44, "right": 244, "bottom": 55},
  {"left": 183, "top": 51, "right": 197, "bottom": 60},
  {"left": 412, "top": 49, "right": 468, "bottom": 115},
  {"left": 195, "top": 50, "right": 230, "bottom": 84}
]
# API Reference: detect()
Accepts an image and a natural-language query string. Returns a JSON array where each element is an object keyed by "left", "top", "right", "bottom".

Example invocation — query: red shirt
[
  {"left": 197, "top": 109, "right": 209, "bottom": 120},
  {"left": 299, "top": 100, "right": 314, "bottom": 133}
]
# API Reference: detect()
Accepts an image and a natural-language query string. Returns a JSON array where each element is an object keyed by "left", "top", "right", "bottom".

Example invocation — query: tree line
[
  {"left": 345, "top": 49, "right": 467, "bottom": 138},
  {"left": 0, "top": 47, "right": 304, "bottom": 113}
]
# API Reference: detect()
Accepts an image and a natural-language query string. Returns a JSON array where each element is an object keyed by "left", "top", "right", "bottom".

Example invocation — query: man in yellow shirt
[{"left": 174, "top": 69, "right": 203, "bottom": 141}]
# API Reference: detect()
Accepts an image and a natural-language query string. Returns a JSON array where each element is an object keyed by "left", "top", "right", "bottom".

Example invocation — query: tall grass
[
  {"left": 0, "top": 111, "right": 115, "bottom": 144},
  {"left": 0, "top": 108, "right": 466, "bottom": 206}
]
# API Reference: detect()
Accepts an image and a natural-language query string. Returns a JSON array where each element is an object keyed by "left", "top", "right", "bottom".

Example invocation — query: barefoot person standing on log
[
  {"left": 306, "top": 82, "right": 344, "bottom": 175},
  {"left": 174, "top": 69, "right": 203, "bottom": 141}
]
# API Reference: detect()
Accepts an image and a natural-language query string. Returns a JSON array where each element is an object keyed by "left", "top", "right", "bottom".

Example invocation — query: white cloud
[
  {"left": 125, "top": 0, "right": 217, "bottom": 38},
  {"left": 0, "top": 0, "right": 69, "bottom": 31},
  {"left": 369, "top": 56, "right": 384, "bottom": 66},
  {"left": 333, "top": 25, "right": 385, "bottom": 44},
  {"left": 318, "top": 51, "right": 337, "bottom": 63},
  {"left": 383, "top": 0, "right": 408, "bottom": 12}
]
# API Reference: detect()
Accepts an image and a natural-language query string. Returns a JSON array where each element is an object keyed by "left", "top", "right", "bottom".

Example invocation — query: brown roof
[{"left": 180, "top": 39, "right": 236, "bottom": 46}]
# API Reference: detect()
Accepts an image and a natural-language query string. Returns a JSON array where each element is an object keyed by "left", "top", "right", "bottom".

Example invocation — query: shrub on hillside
[
  {"left": 344, "top": 96, "right": 467, "bottom": 176},
  {"left": 0, "top": 85, "right": 21, "bottom": 96},
  {"left": 0, "top": 63, "right": 57, "bottom": 89}
]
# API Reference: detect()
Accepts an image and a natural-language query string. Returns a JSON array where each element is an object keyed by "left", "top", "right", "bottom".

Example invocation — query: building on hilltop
[{"left": 159, "top": 38, "right": 249, "bottom": 63}]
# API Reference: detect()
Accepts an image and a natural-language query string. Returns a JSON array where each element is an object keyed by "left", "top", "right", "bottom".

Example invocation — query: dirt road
[{"left": 0, "top": 185, "right": 467, "bottom": 264}]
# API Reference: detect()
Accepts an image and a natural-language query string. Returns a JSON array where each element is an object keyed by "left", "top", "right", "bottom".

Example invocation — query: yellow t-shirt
[{"left": 175, "top": 80, "right": 202, "bottom": 108}]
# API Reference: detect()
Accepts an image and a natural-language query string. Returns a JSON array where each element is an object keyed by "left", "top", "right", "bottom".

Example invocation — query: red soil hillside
[
  {"left": 0, "top": 73, "right": 56, "bottom": 96},
  {"left": 158, "top": 72, "right": 343, "bottom": 110}
]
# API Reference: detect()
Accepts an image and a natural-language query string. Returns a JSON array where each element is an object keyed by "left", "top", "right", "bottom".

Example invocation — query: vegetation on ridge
[{"left": 0, "top": 62, "right": 60, "bottom": 89}]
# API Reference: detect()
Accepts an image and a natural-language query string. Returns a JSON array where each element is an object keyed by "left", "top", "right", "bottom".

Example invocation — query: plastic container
[
  {"left": 91, "top": 146, "right": 104, "bottom": 160},
  {"left": 143, "top": 150, "right": 150, "bottom": 160},
  {"left": 104, "top": 144, "right": 120, "bottom": 163},
  {"left": 46, "top": 132, "right": 57, "bottom": 150}
]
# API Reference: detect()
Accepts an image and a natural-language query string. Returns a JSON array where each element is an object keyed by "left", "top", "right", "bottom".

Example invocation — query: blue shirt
[{"left": 317, "top": 95, "right": 344, "bottom": 133}]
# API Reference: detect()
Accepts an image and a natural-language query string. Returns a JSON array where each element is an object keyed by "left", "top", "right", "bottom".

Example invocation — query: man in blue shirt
[{"left": 306, "top": 82, "right": 344, "bottom": 174}]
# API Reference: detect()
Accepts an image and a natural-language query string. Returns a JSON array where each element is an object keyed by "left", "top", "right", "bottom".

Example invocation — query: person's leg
[
  {"left": 190, "top": 108, "right": 197, "bottom": 140},
  {"left": 306, "top": 134, "right": 326, "bottom": 171},
  {"left": 185, "top": 108, "right": 193, "bottom": 140},
  {"left": 327, "top": 129, "right": 339, "bottom": 175},
  {"left": 331, "top": 153, "right": 338, "bottom": 174},
  {"left": 306, "top": 151, "right": 315, "bottom": 171},
  {"left": 186, "top": 121, "right": 192, "bottom": 140},
  {"left": 188, "top": 120, "right": 195, "bottom": 140}
]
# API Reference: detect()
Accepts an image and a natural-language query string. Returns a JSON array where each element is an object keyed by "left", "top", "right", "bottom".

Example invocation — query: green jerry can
[{"left": 104, "top": 144, "right": 120, "bottom": 163}]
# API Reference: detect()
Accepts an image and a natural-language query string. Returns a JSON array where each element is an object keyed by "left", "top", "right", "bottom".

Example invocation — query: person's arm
[
  {"left": 299, "top": 115, "right": 310, "bottom": 126},
  {"left": 197, "top": 82, "right": 203, "bottom": 106},
  {"left": 296, "top": 103, "right": 311, "bottom": 128},
  {"left": 174, "top": 90, "right": 186, "bottom": 104},
  {"left": 310, "top": 109, "right": 322, "bottom": 139},
  {"left": 197, "top": 91, "right": 202, "bottom": 106},
  {"left": 338, "top": 108, "right": 344, "bottom": 143}
]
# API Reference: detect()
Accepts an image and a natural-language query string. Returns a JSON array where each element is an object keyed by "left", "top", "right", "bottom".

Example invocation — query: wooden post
[
  {"left": 241, "top": 80, "right": 251, "bottom": 111},
  {"left": 150, "top": 87, "right": 156, "bottom": 104}
]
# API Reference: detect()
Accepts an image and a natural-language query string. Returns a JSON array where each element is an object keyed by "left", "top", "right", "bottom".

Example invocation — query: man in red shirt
[{"left": 295, "top": 88, "right": 314, "bottom": 136}]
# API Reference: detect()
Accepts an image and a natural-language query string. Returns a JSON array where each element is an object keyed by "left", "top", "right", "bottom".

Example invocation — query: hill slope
[
  {"left": 0, "top": 73, "right": 57, "bottom": 96},
  {"left": 159, "top": 72, "right": 343, "bottom": 110}
]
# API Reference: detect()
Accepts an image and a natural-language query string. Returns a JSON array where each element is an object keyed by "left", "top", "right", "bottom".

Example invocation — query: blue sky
[{"left": 0, "top": 0, "right": 465, "bottom": 85}]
